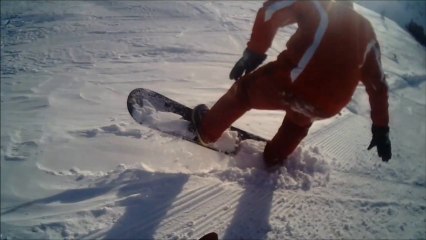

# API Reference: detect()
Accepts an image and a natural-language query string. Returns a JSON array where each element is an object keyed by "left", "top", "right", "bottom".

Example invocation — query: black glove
[
  {"left": 229, "top": 48, "right": 267, "bottom": 80},
  {"left": 367, "top": 125, "right": 392, "bottom": 162}
]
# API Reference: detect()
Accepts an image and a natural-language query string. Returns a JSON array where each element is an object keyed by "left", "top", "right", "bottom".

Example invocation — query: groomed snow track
[{"left": 81, "top": 100, "right": 425, "bottom": 239}]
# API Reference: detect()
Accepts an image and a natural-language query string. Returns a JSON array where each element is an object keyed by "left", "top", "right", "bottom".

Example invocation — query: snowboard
[{"left": 127, "top": 88, "right": 267, "bottom": 154}]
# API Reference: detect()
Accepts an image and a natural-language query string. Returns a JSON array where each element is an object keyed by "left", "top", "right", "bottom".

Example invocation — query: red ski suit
[{"left": 199, "top": 0, "right": 389, "bottom": 162}]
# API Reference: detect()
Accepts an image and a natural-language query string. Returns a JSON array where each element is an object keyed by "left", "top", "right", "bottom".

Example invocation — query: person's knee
[{"left": 230, "top": 78, "right": 252, "bottom": 109}]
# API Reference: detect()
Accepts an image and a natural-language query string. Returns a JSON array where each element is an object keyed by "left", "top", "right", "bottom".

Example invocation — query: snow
[
  {"left": 1, "top": 1, "right": 425, "bottom": 239},
  {"left": 356, "top": 1, "right": 426, "bottom": 30}
]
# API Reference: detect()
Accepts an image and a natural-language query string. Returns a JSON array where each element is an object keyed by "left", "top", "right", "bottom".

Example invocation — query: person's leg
[
  {"left": 198, "top": 62, "right": 289, "bottom": 143},
  {"left": 263, "top": 110, "right": 313, "bottom": 166},
  {"left": 198, "top": 61, "right": 314, "bottom": 165},
  {"left": 197, "top": 82, "right": 251, "bottom": 143}
]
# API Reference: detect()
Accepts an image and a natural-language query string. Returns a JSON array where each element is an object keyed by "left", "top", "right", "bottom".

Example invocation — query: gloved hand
[
  {"left": 367, "top": 125, "right": 392, "bottom": 162},
  {"left": 229, "top": 48, "right": 267, "bottom": 80}
]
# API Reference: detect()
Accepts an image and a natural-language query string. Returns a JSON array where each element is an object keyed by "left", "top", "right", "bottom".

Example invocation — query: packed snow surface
[
  {"left": 356, "top": 0, "right": 426, "bottom": 30},
  {"left": 1, "top": 1, "right": 425, "bottom": 239}
]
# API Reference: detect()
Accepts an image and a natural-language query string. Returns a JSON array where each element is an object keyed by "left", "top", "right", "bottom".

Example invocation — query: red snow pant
[{"left": 199, "top": 62, "right": 316, "bottom": 164}]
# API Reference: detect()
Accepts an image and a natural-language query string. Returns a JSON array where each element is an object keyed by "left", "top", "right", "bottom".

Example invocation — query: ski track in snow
[{"left": 1, "top": 1, "right": 426, "bottom": 239}]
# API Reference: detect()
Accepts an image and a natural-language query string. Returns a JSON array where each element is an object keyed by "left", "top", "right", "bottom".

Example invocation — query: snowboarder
[{"left": 192, "top": 0, "right": 392, "bottom": 167}]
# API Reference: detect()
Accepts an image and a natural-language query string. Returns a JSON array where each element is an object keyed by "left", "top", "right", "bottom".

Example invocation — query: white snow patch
[
  {"left": 1, "top": 1, "right": 425, "bottom": 239},
  {"left": 204, "top": 144, "right": 330, "bottom": 191},
  {"left": 211, "top": 130, "right": 240, "bottom": 153},
  {"left": 131, "top": 100, "right": 194, "bottom": 139}
]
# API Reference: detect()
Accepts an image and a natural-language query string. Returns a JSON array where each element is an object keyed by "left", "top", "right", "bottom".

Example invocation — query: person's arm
[
  {"left": 361, "top": 40, "right": 389, "bottom": 127},
  {"left": 247, "top": 0, "right": 298, "bottom": 55},
  {"left": 360, "top": 39, "right": 392, "bottom": 161},
  {"left": 230, "top": 0, "right": 298, "bottom": 80}
]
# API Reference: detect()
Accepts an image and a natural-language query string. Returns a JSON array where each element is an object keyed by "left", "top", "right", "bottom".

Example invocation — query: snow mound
[
  {"left": 37, "top": 164, "right": 108, "bottom": 178},
  {"left": 204, "top": 143, "right": 330, "bottom": 191},
  {"left": 131, "top": 100, "right": 194, "bottom": 139},
  {"left": 211, "top": 130, "right": 239, "bottom": 153},
  {"left": 69, "top": 123, "right": 142, "bottom": 139}
]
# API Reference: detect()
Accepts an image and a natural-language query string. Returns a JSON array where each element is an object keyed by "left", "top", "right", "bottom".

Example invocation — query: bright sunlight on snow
[{"left": 1, "top": 1, "right": 425, "bottom": 239}]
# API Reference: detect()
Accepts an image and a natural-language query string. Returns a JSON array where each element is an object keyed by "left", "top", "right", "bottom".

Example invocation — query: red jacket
[{"left": 247, "top": 0, "right": 389, "bottom": 127}]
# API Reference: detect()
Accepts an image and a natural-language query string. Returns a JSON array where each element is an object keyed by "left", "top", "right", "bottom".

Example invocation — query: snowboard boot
[
  {"left": 191, "top": 104, "right": 210, "bottom": 146},
  {"left": 264, "top": 158, "right": 286, "bottom": 171}
]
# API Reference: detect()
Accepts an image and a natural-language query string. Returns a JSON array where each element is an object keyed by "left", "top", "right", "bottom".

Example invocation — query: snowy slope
[
  {"left": 1, "top": 1, "right": 425, "bottom": 239},
  {"left": 356, "top": 0, "right": 426, "bottom": 30}
]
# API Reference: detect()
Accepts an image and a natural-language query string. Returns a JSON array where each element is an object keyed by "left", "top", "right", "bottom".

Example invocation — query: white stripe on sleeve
[
  {"left": 359, "top": 40, "right": 377, "bottom": 68},
  {"left": 290, "top": 1, "right": 329, "bottom": 82},
  {"left": 264, "top": 0, "right": 296, "bottom": 22},
  {"left": 359, "top": 40, "right": 385, "bottom": 83}
]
